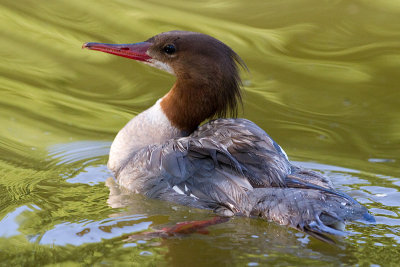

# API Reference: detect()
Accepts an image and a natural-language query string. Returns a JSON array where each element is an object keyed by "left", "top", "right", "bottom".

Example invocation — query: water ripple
[{"left": 1, "top": 0, "right": 400, "bottom": 265}]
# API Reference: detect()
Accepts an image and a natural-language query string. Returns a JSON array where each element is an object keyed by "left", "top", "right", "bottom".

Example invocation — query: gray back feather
[{"left": 116, "top": 118, "right": 374, "bottom": 242}]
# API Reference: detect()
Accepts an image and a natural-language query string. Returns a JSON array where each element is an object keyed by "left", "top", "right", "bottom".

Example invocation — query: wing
[
  {"left": 115, "top": 118, "right": 374, "bottom": 241},
  {"left": 116, "top": 118, "right": 291, "bottom": 214},
  {"left": 190, "top": 118, "right": 291, "bottom": 188}
]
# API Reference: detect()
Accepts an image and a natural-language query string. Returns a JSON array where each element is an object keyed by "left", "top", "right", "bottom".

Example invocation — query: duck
[{"left": 83, "top": 31, "right": 374, "bottom": 242}]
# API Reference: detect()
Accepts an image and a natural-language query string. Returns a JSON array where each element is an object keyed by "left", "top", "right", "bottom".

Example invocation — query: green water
[{"left": 1, "top": 0, "right": 400, "bottom": 265}]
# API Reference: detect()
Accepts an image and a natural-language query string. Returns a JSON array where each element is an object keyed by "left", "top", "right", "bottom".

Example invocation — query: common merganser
[{"left": 83, "top": 31, "right": 374, "bottom": 242}]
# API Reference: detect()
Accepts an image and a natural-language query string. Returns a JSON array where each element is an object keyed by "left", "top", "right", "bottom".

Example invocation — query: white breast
[{"left": 108, "top": 99, "right": 184, "bottom": 173}]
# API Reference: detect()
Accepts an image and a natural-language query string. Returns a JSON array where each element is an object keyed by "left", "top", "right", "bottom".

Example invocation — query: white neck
[{"left": 108, "top": 99, "right": 185, "bottom": 173}]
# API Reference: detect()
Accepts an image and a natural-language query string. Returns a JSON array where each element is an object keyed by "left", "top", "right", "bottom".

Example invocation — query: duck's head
[{"left": 83, "top": 31, "right": 247, "bottom": 132}]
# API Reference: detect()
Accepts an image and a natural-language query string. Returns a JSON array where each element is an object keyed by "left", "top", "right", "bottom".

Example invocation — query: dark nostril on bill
[{"left": 121, "top": 47, "right": 130, "bottom": 50}]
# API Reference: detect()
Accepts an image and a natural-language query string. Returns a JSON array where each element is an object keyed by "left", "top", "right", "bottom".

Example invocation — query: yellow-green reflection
[{"left": 1, "top": 0, "right": 399, "bottom": 265}]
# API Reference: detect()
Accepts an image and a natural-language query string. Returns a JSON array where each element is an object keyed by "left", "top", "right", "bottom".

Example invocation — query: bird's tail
[{"left": 248, "top": 170, "right": 375, "bottom": 243}]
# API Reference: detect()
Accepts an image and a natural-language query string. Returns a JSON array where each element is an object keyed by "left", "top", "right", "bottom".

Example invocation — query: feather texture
[{"left": 116, "top": 118, "right": 374, "bottom": 241}]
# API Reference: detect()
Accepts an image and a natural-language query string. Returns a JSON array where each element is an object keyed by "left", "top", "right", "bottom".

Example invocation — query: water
[{"left": 1, "top": 0, "right": 400, "bottom": 265}]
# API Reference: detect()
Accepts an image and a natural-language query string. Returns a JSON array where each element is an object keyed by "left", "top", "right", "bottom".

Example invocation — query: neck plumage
[{"left": 160, "top": 80, "right": 221, "bottom": 133}]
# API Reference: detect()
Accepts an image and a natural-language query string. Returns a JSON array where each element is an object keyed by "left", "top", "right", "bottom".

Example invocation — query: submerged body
[{"left": 84, "top": 31, "right": 374, "bottom": 242}]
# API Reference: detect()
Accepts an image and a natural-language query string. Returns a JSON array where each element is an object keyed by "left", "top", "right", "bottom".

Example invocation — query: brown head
[{"left": 83, "top": 31, "right": 246, "bottom": 133}]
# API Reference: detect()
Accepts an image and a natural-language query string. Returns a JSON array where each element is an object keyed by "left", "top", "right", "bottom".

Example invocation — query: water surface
[{"left": 1, "top": 0, "right": 400, "bottom": 265}]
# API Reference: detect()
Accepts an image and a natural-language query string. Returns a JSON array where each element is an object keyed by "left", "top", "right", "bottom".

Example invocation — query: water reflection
[
  {"left": 39, "top": 216, "right": 152, "bottom": 246},
  {"left": 0, "top": 205, "right": 39, "bottom": 238},
  {"left": 1, "top": 0, "right": 400, "bottom": 265}
]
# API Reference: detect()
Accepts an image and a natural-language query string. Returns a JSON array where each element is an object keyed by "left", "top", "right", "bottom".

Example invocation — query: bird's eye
[{"left": 163, "top": 44, "right": 176, "bottom": 55}]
